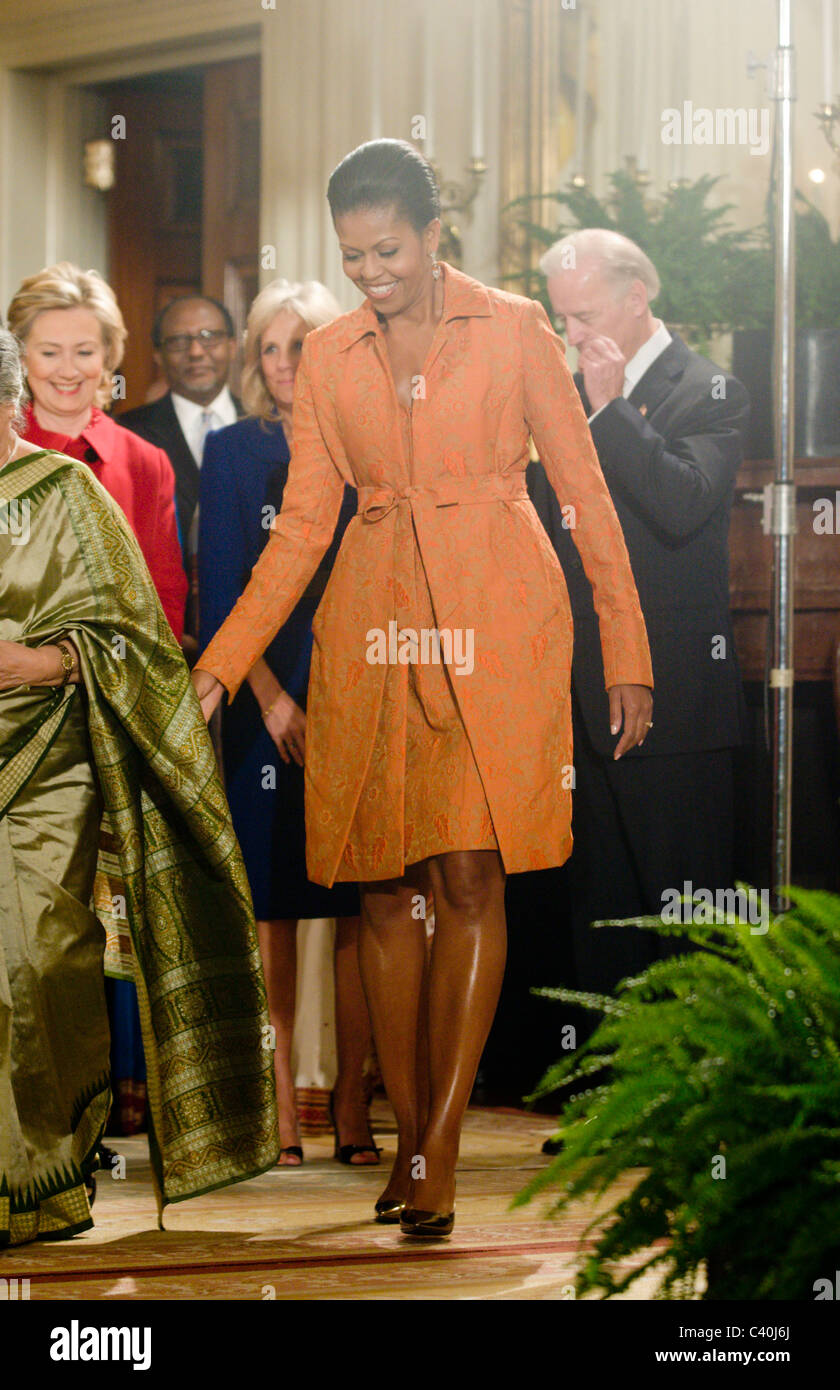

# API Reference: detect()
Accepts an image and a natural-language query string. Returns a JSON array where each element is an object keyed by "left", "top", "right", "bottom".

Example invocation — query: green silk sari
[{"left": 0, "top": 450, "right": 279, "bottom": 1247}]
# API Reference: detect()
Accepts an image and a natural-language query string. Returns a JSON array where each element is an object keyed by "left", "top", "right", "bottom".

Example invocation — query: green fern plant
[
  {"left": 505, "top": 174, "right": 840, "bottom": 342},
  {"left": 515, "top": 887, "right": 840, "bottom": 1300},
  {"left": 792, "top": 197, "right": 840, "bottom": 332},
  {"left": 503, "top": 171, "right": 772, "bottom": 348}
]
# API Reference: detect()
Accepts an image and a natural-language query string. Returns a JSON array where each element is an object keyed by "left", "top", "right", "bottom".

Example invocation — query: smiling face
[
  {"left": 155, "top": 298, "right": 236, "bottom": 405},
  {"left": 24, "top": 306, "right": 106, "bottom": 428},
  {"left": 334, "top": 205, "right": 440, "bottom": 318},
  {"left": 260, "top": 309, "right": 309, "bottom": 410},
  {"left": 546, "top": 257, "right": 648, "bottom": 360}
]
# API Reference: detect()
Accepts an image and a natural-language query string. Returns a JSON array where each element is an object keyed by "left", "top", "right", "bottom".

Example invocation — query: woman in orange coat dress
[{"left": 193, "top": 140, "right": 653, "bottom": 1237}]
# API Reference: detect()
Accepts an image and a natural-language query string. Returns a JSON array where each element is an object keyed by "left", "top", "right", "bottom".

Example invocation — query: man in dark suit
[
  {"left": 528, "top": 228, "right": 750, "bottom": 1002},
  {"left": 120, "top": 296, "right": 243, "bottom": 652}
]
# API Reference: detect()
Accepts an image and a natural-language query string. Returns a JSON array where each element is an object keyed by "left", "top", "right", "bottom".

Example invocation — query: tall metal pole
[{"left": 769, "top": 0, "right": 796, "bottom": 909}]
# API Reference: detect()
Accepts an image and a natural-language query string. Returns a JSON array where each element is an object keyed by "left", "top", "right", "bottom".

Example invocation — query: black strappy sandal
[
  {"left": 277, "top": 1145, "right": 304, "bottom": 1165},
  {"left": 329, "top": 1090, "right": 382, "bottom": 1165},
  {"left": 96, "top": 1142, "right": 117, "bottom": 1171}
]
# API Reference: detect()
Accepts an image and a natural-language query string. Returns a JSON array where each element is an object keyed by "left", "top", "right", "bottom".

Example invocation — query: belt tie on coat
[{"left": 356, "top": 474, "right": 529, "bottom": 522}]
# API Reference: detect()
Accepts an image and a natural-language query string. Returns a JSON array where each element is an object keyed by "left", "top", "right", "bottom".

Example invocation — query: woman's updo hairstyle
[{"left": 327, "top": 139, "right": 440, "bottom": 233}]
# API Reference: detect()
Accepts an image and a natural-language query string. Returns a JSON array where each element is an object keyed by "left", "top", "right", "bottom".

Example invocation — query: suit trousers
[{"left": 569, "top": 701, "right": 735, "bottom": 1000}]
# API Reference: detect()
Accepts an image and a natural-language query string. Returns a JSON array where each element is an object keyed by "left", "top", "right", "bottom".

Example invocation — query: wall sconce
[
  {"left": 816, "top": 102, "right": 840, "bottom": 162},
  {"left": 433, "top": 157, "right": 487, "bottom": 267},
  {"left": 83, "top": 139, "right": 115, "bottom": 191}
]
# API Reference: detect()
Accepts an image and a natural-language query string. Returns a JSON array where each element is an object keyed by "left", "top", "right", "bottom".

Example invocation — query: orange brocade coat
[{"left": 198, "top": 264, "right": 653, "bottom": 886}]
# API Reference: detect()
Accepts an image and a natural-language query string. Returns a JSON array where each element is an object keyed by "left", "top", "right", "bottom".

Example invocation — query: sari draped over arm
[{"left": 0, "top": 450, "right": 278, "bottom": 1245}]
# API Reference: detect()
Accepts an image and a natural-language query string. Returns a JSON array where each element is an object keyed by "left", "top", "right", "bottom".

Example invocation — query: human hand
[
  {"left": 607, "top": 684, "right": 653, "bottom": 759},
  {"left": 578, "top": 334, "right": 627, "bottom": 412},
  {"left": 0, "top": 639, "right": 68, "bottom": 690},
  {"left": 262, "top": 689, "right": 306, "bottom": 767},
  {"left": 191, "top": 667, "right": 224, "bottom": 722}
]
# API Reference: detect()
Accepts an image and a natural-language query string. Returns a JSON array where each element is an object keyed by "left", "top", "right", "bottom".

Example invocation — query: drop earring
[{"left": 431, "top": 255, "right": 441, "bottom": 281}]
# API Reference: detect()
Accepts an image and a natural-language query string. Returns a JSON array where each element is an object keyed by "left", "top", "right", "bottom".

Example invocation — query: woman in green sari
[{"left": 0, "top": 329, "right": 278, "bottom": 1247}]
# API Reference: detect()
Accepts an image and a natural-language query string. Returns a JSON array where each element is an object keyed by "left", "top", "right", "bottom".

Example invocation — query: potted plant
[
  {"left": 504, "top": 174, "right": 840, "bottom": 458},
  {"left": 502, "top": 171, "right": 772, "bottom": 355},
  {"left": 731, "top": 196, "right": 840, "bottom": 459},
  {"left": 514, "top": 887, "right": 840, "bottom": 1300}
]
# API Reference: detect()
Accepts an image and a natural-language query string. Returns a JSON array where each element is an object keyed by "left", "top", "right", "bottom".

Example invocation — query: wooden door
[
  {"left": 104, "top": 80, "right": 203, "bottom": 408},
  {"left": 202, "top": 57, "right": 261, "bottom": 360},
  {"left": 102, "top": 57, "right": 260, "bottom": 410}
]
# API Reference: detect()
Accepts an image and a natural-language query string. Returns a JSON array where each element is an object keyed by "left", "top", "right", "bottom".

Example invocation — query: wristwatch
[{"left": 56, "top": 640, "right": 75, "bottom": 687}]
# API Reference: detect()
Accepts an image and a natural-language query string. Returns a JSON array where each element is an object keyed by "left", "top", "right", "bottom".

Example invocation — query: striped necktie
[{"left": 197, "top": 409, "right": 218, "bottom": 463}]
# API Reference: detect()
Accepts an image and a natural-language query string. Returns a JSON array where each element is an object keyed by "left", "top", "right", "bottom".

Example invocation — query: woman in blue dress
[{"left": 199, "top": 280, "right": 377, "bottom": 1166}]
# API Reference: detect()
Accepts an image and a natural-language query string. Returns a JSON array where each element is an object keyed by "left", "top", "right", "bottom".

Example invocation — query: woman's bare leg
[
  {"left": 358, "top": 872, "right": 429, "bottom": 1206},
  {"left": 409, "top": 849, "right": 507, "bottom": 1214},
  {"left": 256, "top": 918, "right": 300, "bottom": 1163},
  {"left": 332, "top": 914, "right": 378, "bottom": 1163}
]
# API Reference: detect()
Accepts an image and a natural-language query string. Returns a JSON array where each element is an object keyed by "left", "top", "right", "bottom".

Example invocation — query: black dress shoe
[{"left": 399, "top": 1207, "right": 455, "bottom": 1237}]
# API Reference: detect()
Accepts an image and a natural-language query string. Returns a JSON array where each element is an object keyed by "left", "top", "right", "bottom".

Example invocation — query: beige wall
[
  {"left": 0, "top": 0, "right": 837, "bottom": 315},
  {"left": 582, "top": 0, "right": 838, "bottom": 235},
  {"left": 0, "top": 69, "right": 108, "bottom": 313},
  {"left": 0, "top": 70, "right": 50, "bottom": 312},
  {"left": 259, "top": 0, "right": 503, "bottom": 309}
]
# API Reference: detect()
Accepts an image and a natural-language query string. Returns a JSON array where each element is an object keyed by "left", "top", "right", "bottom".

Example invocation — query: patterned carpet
[{"left": 2, "top": 1102, "right": 668, "bottom": 1299}]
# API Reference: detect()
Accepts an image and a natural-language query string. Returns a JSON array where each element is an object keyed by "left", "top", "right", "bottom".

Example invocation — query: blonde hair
[
  {"left": 241, "top": 279, "right": 341, "bottom": 420},
  {"left": 540, "top": 229, "right": 661, "bottom": 303},
  {"left": 7, "top": 261, "right": 127, "bottom": 408}
]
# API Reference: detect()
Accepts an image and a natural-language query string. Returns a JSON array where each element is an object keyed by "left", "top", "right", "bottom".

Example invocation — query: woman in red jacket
[{"left": 7, "top": 263, "right": 186, "bottom": 640}]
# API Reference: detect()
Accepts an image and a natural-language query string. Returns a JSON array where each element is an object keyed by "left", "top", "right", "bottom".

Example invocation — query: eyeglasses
[{"left": 160, "top": 328, "right": 230, "bottom": 354}]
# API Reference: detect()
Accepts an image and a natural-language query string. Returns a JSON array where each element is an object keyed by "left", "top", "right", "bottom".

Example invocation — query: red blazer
[{"left": 24, "top": 405, "right": 187, "bottom": 641}]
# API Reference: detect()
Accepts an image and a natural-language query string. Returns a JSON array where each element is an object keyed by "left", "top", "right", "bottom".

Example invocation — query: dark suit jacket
[
  {"left": 119, "top": 391, "right": 243, "bottom": 557},
  {"left": 528, "top": 334, "right": 750, "bottom": 758}
]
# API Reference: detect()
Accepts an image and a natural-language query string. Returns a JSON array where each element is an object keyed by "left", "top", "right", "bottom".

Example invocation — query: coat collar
[
  {"left": 625, "top": 333, "right": 691, "bottom": 416},
  {"left": 333, "top": 262, "right": 493, "bottom": 353},
  {"left": 77, "top": 407, "right": 120, "bottom": 458},
  {"left": 24, "top": 403, "right": 119, "bottom": 459}
]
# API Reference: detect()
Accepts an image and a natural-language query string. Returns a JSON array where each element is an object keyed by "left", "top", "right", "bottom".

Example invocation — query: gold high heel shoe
[
  {"left": 399, "top": 1206, "right": 455, "bottom": 1237},
  {"left": 374, "top": 1196, "right": 406, "bottom": 1224}
]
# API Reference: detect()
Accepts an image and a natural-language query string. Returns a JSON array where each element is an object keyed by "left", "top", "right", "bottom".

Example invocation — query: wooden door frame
[
  {"left": 55, "top": 34, "right": 260, "bottom": 88},
  {"left": 26, "top": 33, "right": 260, "bottom": 291}
]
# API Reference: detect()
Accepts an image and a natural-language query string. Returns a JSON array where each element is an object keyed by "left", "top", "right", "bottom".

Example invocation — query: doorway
[{"left": 93, "top": 56, "right": 260, "bottom": 409}]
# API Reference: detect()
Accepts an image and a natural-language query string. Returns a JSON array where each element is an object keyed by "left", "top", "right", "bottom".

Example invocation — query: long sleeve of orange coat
[
  {"left": 520, "top": 298, "right": 653, "bottom": 691},
  {"left": 197, "top": 339, "right": 346, "bottom": 699}
]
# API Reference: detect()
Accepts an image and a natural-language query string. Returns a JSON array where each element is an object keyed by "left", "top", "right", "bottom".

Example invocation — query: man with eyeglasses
[{"left": 121, "top": 296, "right": 242, "bottom": 656}]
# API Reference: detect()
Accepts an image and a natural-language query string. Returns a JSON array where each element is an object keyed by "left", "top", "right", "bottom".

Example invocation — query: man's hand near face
[{"left": 577, "top": 334, "right": 627, "bottom": 413}]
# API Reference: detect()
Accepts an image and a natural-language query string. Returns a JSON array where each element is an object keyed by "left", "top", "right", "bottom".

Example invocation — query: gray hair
[
  {"left": 0, "top": 327, "right": 25, "bottom": 425},
  {"left": 540, "top": 228, "right": 660, "bottom": 303}
]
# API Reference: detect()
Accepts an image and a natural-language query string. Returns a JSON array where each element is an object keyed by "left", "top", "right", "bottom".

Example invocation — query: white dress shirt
[
  {"left": 587, "top": 321, "right": 673, "bottom": 423},
  {"left": 171, "top": 386, "right": 238, "bottom": 466}
]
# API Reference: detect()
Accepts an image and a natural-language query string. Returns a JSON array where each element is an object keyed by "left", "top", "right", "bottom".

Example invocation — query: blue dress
[{"left": 199, "top": 416, "right": 359, "bottom": 919}]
